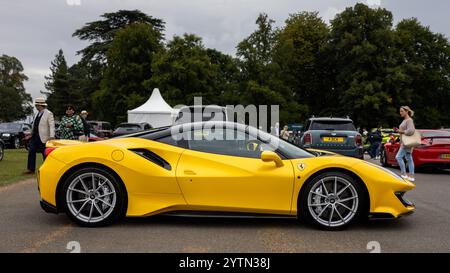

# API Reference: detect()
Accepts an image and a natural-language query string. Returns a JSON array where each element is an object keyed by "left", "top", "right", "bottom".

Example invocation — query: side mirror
[{"left": 261, "top": 151, "right": 284, "bottom": 167}]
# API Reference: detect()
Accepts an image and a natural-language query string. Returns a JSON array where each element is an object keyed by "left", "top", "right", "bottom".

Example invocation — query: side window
[
  {"left": 187, "top": 128, "right": 264, "bottom": 159},
  {"left": 154, "top": 135, "right": 183, "bottom": 148}
]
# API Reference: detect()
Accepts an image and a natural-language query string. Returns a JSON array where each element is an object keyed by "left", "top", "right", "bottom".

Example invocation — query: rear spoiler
[{"left": 421, "top": 136, "right": 450, "bottom": 144}]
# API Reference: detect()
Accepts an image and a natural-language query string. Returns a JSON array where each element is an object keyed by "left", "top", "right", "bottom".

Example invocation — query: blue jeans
[
  {"left": 395, "top": 146, "right": 414, "bottom": 175},
  {"left": 369, "top": 142, "right": 381, "bottom": 158}
]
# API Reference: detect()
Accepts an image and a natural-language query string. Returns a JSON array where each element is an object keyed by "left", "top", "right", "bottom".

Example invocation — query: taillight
[
  {"left": 355, "top": 135, "right": 362, "bottom": 146},
  {"left": 303, "top": 133, "right": 312, "bottom": 145},
  {"left": 44, "top": 147, "right": 57, "bottom": 157}
]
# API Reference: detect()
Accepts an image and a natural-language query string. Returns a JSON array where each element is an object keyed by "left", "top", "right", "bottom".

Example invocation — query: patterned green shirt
[{"left": 58, "top": 115, "right": 84, "bottom": 140}]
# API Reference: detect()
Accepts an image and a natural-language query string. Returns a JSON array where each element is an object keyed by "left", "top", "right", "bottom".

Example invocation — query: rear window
[{"left": 310, "top": 120, "right": 356, "bottom": 131}]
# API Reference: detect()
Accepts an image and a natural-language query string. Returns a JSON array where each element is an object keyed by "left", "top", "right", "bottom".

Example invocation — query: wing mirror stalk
[{"left": 261, "top": 151, "right": 284, "bottom": 167}]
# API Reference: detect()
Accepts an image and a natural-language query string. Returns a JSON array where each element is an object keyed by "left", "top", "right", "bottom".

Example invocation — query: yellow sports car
[{"left": 38, "top": 122, "right": 415, "bottom": 230}]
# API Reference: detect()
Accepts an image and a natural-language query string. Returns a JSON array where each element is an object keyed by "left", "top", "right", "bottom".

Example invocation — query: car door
[{"left": 175, "top": 126, "right": 295, "bottom": 213}]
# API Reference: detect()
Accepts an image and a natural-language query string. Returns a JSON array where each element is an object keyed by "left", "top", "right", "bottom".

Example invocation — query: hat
[{"left": 35, "top": 97, "right": 47, "bottom": 106}]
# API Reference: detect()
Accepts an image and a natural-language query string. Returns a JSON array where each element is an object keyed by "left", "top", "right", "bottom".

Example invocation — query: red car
[{"left": 381, "top": 129, "right": 450, "bottom": 169}]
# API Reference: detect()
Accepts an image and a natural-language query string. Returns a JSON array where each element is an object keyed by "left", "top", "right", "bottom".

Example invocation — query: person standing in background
[
  {"left": 24, "top": 98, "right": 55, "bottom": 174},
  {"left": 58, "top": 105, "right": 83, "bottom": 140},
  {"left": 368, "top": 128, "right": 382, "bottom": 159},
  {"left": 395, "top": 106, "right": 416, "bottom": 182},
  {"left": 80, "top": 110, "right": 90, "bottom": 142},
  {"left": 280, "top": 125, "right": 290, "bottom": 141}
]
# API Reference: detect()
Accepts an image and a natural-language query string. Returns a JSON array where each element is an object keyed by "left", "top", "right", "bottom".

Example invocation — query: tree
[
  {"left": 150, "top": 34, "right": 222, "bottom": 106},
  {"left": 237, "top": 13, "right": 277, "bottom": 83},
  {"left": 236, "top": 13, "right": 302, "bottom": 125},
  {"left": 0, "top": 55, "right": 32, "bottom": 122},
  {"left": 328, "top": 3, "right": 407, "bottom": 128},
  {"left": 45, "top": 49, "right": 78, "bottom": 117},
  {"left": 93, "top": 22, "right": 163, "bottom": 124},
  {"left": 395, "top": 18, "right": 450, "bottom": 128},
  {"left": 273, "top": 11, "right": 330, "bottom": 120},
  {"left": 73, "top": 10, "right": 165, "bottom": 64}
]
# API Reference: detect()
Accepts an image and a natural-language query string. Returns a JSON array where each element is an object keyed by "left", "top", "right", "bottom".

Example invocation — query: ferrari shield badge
[{"left": 297, "top": 163, "right": 306, "bottom": 171}]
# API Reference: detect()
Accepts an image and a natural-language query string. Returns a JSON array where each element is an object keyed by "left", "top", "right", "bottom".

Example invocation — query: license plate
[
  {"left": 441, "top": 154, "right": 450, "bottom": 159},
  {"left": 323, "top": 137, "right": 345, "bottom": 142}
]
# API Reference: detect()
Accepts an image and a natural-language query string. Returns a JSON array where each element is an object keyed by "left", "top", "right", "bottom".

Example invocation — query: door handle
[{"left": 184, "top": 170, "right": 196, "bottom": 175}]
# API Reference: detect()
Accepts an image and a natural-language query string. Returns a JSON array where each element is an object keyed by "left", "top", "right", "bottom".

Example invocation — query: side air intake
[{"left": 129, "top": 149, "right": 171, "bottom": 171}]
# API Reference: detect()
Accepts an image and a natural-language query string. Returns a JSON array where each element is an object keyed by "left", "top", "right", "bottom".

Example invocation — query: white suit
[{"left": 32, "top": 109, "right": 55, "bottom": 143}]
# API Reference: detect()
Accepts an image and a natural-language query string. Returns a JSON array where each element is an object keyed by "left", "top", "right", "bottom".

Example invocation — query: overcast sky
[{"left": 1, "top": 0, "right": 449, "bottom": 101}]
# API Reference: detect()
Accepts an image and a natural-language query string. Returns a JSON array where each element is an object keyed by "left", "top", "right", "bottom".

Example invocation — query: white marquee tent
[{"left": 127, "top": 88, "right": 174, "bottom": 128}]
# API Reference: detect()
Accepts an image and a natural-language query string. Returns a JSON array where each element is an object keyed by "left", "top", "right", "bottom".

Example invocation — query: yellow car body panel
[
  {"left": 289, "top": 155, "right": 415, "bottom": 217},
  {"left": 38, "top": 138, "right": 415, "bottom": 219},
  {"left": 176, "top": 149, "right": 295, "bottom": 215}
]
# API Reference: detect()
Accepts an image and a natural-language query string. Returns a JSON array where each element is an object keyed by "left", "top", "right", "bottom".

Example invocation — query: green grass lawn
[{"left": 0, "top": 149, "right": 43, "bottom": 186}]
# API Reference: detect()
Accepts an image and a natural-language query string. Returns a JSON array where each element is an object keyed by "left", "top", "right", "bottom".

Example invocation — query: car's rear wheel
[
  {"left": 61, "top": 167, "right": 126, "bottom": 227},
  {"left": 380, "top": 149, "right": 389, "bottom": 167},
  {"left": 299, "top": 172, "right": 364, "bottom": 231}
]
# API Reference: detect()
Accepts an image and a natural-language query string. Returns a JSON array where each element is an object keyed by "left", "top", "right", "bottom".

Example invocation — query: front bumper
[{"left": 1, "top": 137, "right": 13, "bottom": 145}]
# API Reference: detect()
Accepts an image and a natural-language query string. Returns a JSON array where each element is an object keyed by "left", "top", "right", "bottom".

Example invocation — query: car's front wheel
[
  {"left": 61, "top": 167, "right": 127, "bottom": 227},
  {"left": 299, "top": 172, "right": 364, "bottom": 231}
]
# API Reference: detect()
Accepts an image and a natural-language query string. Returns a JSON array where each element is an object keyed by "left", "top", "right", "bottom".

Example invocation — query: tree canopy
[
  {"left": 35, "top": 5, "right": 450, "bottom": 128},
  {"left": 0, "top": 55, "right": 32, "bottom": 122}
]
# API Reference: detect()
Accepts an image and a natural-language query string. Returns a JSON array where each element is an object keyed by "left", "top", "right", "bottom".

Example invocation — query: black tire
[
  {"left": 298, "top": 171, "right": 365, "bottom": 231},
  {"left": 61, "top": 167, "right": 127, "bottom": 227},
  {"left": 10, "top": 137, "right": 20, "bottom": 149},
  {"left": 380, "top": 149, "right": 390, "bottom": 167}
]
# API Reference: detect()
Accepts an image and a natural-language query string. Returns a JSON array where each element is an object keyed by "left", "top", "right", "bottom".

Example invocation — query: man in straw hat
[{"left": 24, "top": 98, "right": 55, "bottom": 174}]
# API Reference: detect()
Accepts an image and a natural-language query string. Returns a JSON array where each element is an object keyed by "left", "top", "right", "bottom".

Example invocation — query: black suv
[{"left": 300, "top": 117, "right": 363, "bottom": 159}]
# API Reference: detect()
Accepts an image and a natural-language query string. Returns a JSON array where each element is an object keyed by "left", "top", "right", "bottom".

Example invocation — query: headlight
[
  {"left": 2, "top": 133, "right": 10, "bottom": 137},
  {"left": 364, "top": 161, "right": 406, "bottom": 182}
]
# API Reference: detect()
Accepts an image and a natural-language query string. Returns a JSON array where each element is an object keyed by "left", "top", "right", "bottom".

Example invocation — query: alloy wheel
[
  {"left": 66, "top": 172, "right": 117, "bottom": 223},
  {"left": 307, "top": 176, "right": 359, "bottom": 228}
]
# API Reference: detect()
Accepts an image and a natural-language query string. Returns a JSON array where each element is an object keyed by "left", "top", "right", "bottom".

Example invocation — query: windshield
[
  {"left": 310, "top": 120, "right": 356, "bottom": 131},
  {"left": 248, "top": 127, "right": 315, "bottom": 159},
  {"left": 0, "top": 123, "right": 21, "bottom": 131}
]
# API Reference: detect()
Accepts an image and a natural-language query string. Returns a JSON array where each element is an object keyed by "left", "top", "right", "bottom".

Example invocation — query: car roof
[
  {"left": 121, "top": 121, "right": 251, "bottom": 139},
  {"left": 308, "top": 117, "right": 353, "bottom": 122}
]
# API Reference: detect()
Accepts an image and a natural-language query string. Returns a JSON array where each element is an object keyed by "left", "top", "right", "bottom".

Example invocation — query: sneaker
[
  {"left": 401, "top": 174, "right": 409, "bottom": 180},
  {"left": 407, "top": 176, "right": 415, "bottom": 182}
]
